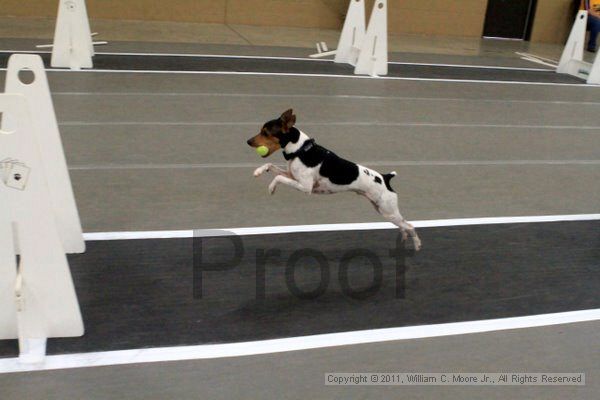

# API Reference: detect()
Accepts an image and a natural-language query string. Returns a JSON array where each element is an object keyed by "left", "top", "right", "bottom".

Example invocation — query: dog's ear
[{"left": 280, "top": 109, "right": 296, "bottom": 133}]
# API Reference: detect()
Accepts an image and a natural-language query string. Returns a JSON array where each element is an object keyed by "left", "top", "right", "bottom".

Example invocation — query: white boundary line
[
  {"left": 83, "top": 214, "right": 600, "bottom": 241},
  {"left": 58, "top": 121, "right": 600, "bottom": 130},
  {"left": 0, "top": 67, "right": 587, "bottom": 87},
  {"left": 68, "top": 160, "right": 600, "bottom": 171},
  {"left": 517, "top": 52, "right": 559, "bottom": 65},
  {"left": 42, "top": 69, "right": 592, "bottom": 87},
  {"left": 1, "top": 309, "right": 598, "bottom": 373},
  {"left": 0, "top": 49, "right": 553, "bottom": 71},
  {"left": 52, "top": 92, "right": 600, "bottom": 105}
]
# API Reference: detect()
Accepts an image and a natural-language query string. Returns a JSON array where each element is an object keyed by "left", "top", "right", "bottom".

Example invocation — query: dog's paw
[
  {"left": 400, "top": 230, "right": 409, "bottom": 242},
  {"left": 253, "top": 163, "right": 272, "bottom": 177},
  {"left": 268, "top": 182, "right": 277, "bottom": 195},
  {"left": 399, "top": 232, "right": 421, "bottom": 253},
  {"left": 411, "top": 237, "right": 422, "bottom": 252}
]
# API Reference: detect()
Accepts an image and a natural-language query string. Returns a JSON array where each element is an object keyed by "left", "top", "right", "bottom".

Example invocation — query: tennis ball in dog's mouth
[{"left": 256, "top": 146, "right": 269, "bottom": 157}]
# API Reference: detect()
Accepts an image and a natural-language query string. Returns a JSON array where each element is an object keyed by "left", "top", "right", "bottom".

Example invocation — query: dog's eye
[{"left": 261, "top": 131, "right": 268, "bottom": 137}]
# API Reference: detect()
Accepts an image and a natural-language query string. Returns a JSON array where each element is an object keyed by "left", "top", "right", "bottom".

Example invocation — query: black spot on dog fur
[
  {"left": 319, "top": 154, "right": 360, "bottom": 185},
  {"left": 374, "top": 176, "right": 382, "bottom": 184},
  {"left": 383, "top": 173, "right": 396, "bottom": 192},
  {"left": 275, "top": 126, "right": 301, "bottom": 148},
  {"left": 283, "top": 136, "right": 360, "bottom": 185}
]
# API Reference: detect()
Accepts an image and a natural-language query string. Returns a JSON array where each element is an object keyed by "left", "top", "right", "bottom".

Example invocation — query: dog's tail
[{"left": 383, "top": 171, "right": 397, "bottom": 192}]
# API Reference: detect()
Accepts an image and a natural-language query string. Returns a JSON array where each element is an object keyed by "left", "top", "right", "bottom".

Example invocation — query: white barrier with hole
[
  {"left": 37, "top": 0, "right": 107, "bottom": 70},
  {"left": 354, "top": 0, "right": 388, "bottom": 77},
  {"left": 0, "top": 54, "right": 85, "bottom": 363},
  {"left": 519, "top": 10, "right": 600, "bottom": 84},
  {"left": 310, "top": 0, "right": 388, "bottom": 77}
]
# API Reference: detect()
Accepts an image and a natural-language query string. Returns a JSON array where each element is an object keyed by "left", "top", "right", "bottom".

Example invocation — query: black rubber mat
[
  {"left": 0, "top": 220, "right": 598, "bottom": 357},
  {"left": 0, "top": 52, "right": 584, "bottom": 84}
]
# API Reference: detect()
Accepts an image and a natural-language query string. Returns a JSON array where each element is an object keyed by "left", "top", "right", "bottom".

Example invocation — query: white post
[
  {"left": 558, "top": 11, "right": 587, "bottom": 73},
  {"left": 557, "top": 11, "right": 588, "bottom": 76},
  {"left": 519, "top": 10, "right": 599, "bottom": 84},
  {"left": 0, "top": 54, "right": 85, "bottom": 362},
  {"left": 0, "top": 206, "right": 18, "bottom": 348},
  {"left": 51, "top": 0, "right": 95, "bottom": 70},
  {"left": 354, "top": 0, "right": 388, "bottom": 77},
  {"left": 334, "top": 0, "right": 366, "bottom": 66},
  {"left": 4, "top": 55, "right": 85, "bottom": 254},
  {"left": 587, "top": 51, "right": 600, "bottom": 84}
]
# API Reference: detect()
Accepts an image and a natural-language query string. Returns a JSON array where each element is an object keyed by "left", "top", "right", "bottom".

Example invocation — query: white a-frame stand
[
  {"left": 557, "top": 11, "right": 600, "bottom": 84},
  {"left": 334, "top": 0, "right": 366, "bottom": 65},
  {"left": 310, "top": 0, "right": 388, "bottom": 77},
  {"left": 518, "top": 10, "right": 600, "bottom": 84},
  {"left": 37, "top": 0, "right": 107, "bottom": 70},
  {"left": 0, "top": 54, "right": 85, "bottom": 363},
  {"left": 354, "top": 0, "right": 388, "bottom": 77}
]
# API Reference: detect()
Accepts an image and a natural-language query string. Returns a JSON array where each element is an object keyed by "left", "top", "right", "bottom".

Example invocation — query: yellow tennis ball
[{"left": 256, "top": 146, "right": 269, "bottom": 157}]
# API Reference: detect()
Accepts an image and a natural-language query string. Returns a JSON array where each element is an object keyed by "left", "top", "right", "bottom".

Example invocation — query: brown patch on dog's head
[
  {"left": 280, "top": 108, "right": 296, "bottom": 133},
  {"left": 246, "top": 109, "right": 297, "bottom": 158}
]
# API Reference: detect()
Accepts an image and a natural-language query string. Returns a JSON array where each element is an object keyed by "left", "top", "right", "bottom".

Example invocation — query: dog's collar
[{"left": 283, "top": 139, "right": 315, "bottom": 161}]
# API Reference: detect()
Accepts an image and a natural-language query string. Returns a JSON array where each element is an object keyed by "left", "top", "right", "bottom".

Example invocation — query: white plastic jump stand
[
  {"left": 354, "top": 0, "right": 388, "bottom": 77},
  {"left": 311, "top": 42, "right": 337, "bottom": 59},
  {"left": 589, "top": 51, "right": 600, "bottom": 84},
  {"left": 557, "top": 11, "right": 600, "bottom": 84},
  {"left": 334, "top": 0, "right": 366, "bottom": 65},
  {"left": 6, "top": 55, "right": 85, "bottom": 253},
  {"left": 0, "top": 54, "right": 85, "bottom": 364},
  {"left": 309, "top": 0, "right": 365, "bottom": 61},
  {"left": 37, "top": 0, "right": 107, "bottom": 70}
]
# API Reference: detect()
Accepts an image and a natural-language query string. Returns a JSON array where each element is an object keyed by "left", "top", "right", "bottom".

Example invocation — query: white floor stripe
[
  {"left": 52, "top": 91, "right": 600, "bottom": 105},
  {"left": 96, "top": 51, "right": 329, "bottom": 63},
  {"left": 390, "top": 61, "right": 551, "bottom": 72},
  {"left": 516, "top": 52, "right": 559, "bottom": 65},
  {"left": 58, "top": 121, "right": 600, "bottom": 130},
  {"left": 0, "top": 49, "right": 553, "bottom": 71},
  {"left": 0, "top": 309, "right": 598, "bottom": 373},
  {"left": 0, "top": 67, "right": 588, "bottom": 87},
  {"left": 519, "top": 56, "right": 558, "bottom": 69},
  {"left": 52, "top": 69, "right": 590, "bottom": 87},
  {"left": 68, "top": 160, "right": 600, "bottom": 171},
  {"left": 93, "top": 51, "right": 555, "bottom": 72},
  {"left": 82, "top": 214, "right": 600, "bottom": 241}
]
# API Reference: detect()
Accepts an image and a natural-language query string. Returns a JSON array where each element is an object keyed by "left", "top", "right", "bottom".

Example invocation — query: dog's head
[{"left": 246, "top": 109, "right": 297, "bottom": 158}]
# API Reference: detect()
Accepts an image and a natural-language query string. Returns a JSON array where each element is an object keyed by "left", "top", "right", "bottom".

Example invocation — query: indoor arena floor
[{"left": 0, "top": 38, "right": 599, "bottom": 399}]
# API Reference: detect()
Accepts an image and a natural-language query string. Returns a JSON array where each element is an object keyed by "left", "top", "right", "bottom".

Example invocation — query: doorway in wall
[{"left": 483, "top": 0, "right": 538, "bottom": 40}]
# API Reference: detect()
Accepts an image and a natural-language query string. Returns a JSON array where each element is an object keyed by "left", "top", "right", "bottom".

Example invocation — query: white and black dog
[{"left": 247, "top": 109, "right": 421, "bottom": 251}]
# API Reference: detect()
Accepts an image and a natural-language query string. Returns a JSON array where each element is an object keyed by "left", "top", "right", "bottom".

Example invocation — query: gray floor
[
  {"left": 0, "top": 41, "right": 599, "bottom": 399},
  {"left": 2, "top": 321, "right": 599, "bottom": 400},
  {"left": 1, "top": 67, "right": 596, "bottom": 232},
  {"left": 51, "top": 71, "right": 600, "bottom": 232}
]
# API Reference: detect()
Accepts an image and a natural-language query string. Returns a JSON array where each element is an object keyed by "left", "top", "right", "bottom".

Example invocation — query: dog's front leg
[
  {"left": 254, "top": 163, "right": 289, "bottom": 177},
  {"left": 268, "top": 175, "right": 312, "bottom": 195}
]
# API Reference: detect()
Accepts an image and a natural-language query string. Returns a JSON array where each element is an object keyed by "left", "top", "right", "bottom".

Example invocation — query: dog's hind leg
[
  {"left": 374, "top": 193, "right": 421, "bottom": 251},
  {"left": 386, "top": 214, "right": 421, "bottom": 251}
]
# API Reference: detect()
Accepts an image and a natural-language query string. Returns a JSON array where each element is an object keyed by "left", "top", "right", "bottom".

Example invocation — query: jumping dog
[{"left": 247, "top": 109, "right": 421, "bottom": 250}]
